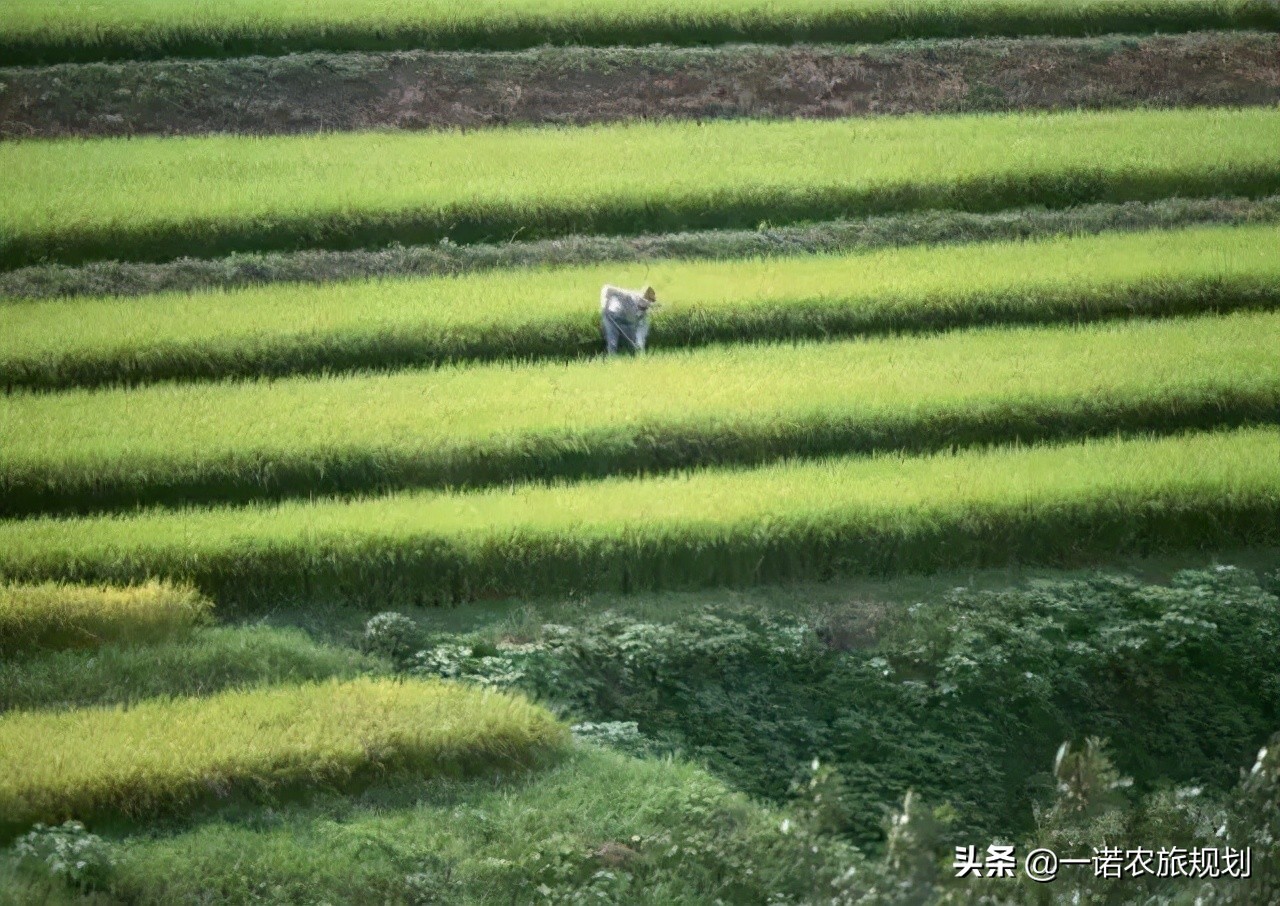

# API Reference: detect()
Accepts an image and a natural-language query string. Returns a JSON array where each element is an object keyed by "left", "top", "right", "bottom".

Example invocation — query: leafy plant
[{"left": 11, "top": 821, "right": 114, "bottom": 891}]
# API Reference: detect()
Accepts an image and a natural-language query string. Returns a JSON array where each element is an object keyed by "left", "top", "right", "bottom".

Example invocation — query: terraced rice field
[
  {"left": 4, "top": 310, "right": 1278, "bottom": 516},
  {"left": 2, "top": 428, "right": 1277, "bottom": 604},
  {"left": 0, "top": 581, "right": 209, "bottom": 655},
  {"left": 4, "top": 0, "right": 1276, "bottom": 63},
  {"left": 5, "top": 107, "right": 1280, "bottom": 267},
  {"left": 3, "top": 0, "right": 1278, "bottom": 897},
  {"left": 5, "top": 222, "right": 1278, "bottom": 388},
  {"left": 0, "top": 677, "right": 568, "bottom": 834}
]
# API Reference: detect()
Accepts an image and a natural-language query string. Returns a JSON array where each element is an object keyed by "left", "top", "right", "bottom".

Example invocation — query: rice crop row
[
  {"left": 7, "top": 197, "right": 1278, "bottom": 303},
  {"left": 4, "top": 107, "right": 1278, "bottom": 268},
  {"left": 0, "top": 580, "right": 210, "bottom": 657},
  {"left": 0, "top": 677, "right": 568, "bottom": 837},
  {"left": 0, "top": 428, "right": 1275, "bottom": 606},
  {"left": 4, "top": 311, "right": 1277, "bottom": 518},
  {"left": 2, "top": 0, "right": 1275, "bottom": 65},
  {"left": 5, "top": 223, "right": 1279, "bottom": 391}
]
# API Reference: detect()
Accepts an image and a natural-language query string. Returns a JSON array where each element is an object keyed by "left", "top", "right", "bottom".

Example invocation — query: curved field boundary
[
  {"left": 4, "top": 107, "right": 1278, "bottom": 269},
  {"left": 0, "top": 429, "right": 1275, "bottom": 605},
  {"left": 4, "top": 223, "right": 1279, "bottom": 391},
  {"left": 0, "top": 580, "right": 209, "bottom": 656},
  {"left": 5, "top": 34, "right": 1279, "bottom": 140},
  {"left": 0, "top": 678, "right": 568, "bottom": 837},
  {"left": 4, "top": 310, "right": 1278, "bottom": 518},
  {"left": 1, "top": 0, "right": 1276, "bottom": 65}
]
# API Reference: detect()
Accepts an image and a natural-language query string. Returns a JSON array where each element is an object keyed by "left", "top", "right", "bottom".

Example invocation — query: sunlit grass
[{"left": 3, "top": 310, "right": 1276, "bottom": 516}]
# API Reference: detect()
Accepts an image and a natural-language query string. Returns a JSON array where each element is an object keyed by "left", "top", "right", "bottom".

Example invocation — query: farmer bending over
[{"left": 600, "top": 284, "right": 658, "bottom": 355}]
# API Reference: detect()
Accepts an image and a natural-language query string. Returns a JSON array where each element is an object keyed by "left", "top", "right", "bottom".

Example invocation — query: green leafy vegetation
[
  {"left": 0, "top": 677, "right": 568, "bottom": 837},
  {"left": 2, "top": 0, "right": 1276, "bottom": 64},
  {"left": 4, "top": 310, "right": 1279, "bottom": 516},
  {"left": 0, "top": 581, "right": 210, "bottom": 656},
  {"left": 0, "top": 428, "right": 1275, "bottom": 605},
  {"left": 5, "top": 107, "right": 1279, "bottom": 267},
  {"left": 431, "top": 567, "right": 1279, "bottom": 847},
  {"left": 5, "top": 223, "right": 1279, "bottom": 389},
  {"left": 2, "top": 748, "right": 853, "bottom": 905}
]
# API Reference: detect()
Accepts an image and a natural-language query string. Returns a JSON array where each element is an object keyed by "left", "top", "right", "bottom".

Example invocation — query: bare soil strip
[{"left": 2, "top": 33, "right": 1276, "bottom": 140}]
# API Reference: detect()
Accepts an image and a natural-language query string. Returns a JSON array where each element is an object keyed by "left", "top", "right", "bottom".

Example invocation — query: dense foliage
[{"left": 403, "top": 567, "right": 1280, "bottom": 848}]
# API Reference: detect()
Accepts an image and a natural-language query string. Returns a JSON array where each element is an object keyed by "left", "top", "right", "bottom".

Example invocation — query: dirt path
[{"left": 3, "top": 32, "right": 1277, "bottom": 139}]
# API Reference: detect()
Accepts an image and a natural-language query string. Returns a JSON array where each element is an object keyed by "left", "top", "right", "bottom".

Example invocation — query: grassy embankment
[
  {"left": 4, "top": 107, "right": 1280, "bottom": 267},
  {"left": 6, "top": 197, "right": 1278, "bottom": 301}
]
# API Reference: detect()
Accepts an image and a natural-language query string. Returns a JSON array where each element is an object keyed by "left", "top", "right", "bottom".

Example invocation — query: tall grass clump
[
  {"left": 0, "top": 677, "right": 568, "bottom": 836},
  {"left": 3, "top": 311, "right": 1276, "bottom": 517},
  {"left": 4, "top": 107, "right": 1279, "bottom": 267},
  {"left": 4, "top": 222, "right": 1279, "bottom": 389},
  {"left": 0, "top": 428, "right": 1275, "bottom": 606},
  {"left": 1, "top": 0, "right": 1275, "bottom": 64},
  {"left": 0, "top": 581, "right": 210, "bottom": 656}
]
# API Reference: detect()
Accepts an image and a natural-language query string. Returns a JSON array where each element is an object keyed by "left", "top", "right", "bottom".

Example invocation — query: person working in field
[{"left": 600, "top": 284, "right": 658, "bottom": 355}]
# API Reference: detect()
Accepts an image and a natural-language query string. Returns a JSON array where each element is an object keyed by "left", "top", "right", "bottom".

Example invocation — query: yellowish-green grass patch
[
  {"left": 2, "top": 0, "right": 1275, "bottom": 64},
  {"left": 0, "top": 677, "right": 568, "bottom": 836},
  {"left": 0, "top": 581, "right": 210, "bottom": 656}
]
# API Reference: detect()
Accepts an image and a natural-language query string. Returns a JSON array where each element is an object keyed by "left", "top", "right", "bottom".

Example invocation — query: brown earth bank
[{"left": 2, "top": 31, "right": 1278, "bottom": 139}]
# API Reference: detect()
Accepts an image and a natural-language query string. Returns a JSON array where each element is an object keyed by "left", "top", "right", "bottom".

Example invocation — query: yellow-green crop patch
[
  {"left": 4, "top": 108, "right": 1278, "bottom": 268},
  {"left": 0, "top": 580, "right": 210, "bottom": 656},
  {"left": 0, "top": 677, "right": 568, "bottom": 835},
  {"left": 4, "top": 223, "right": 1278, "bottom": 390},
  {"left": 3, "top": 310, "right": 1277, "bottom": 517},
  {"left": 1, "top": 0, "right": 1275, "bottom": 65},
  {"left": 0, "top": 429, "right": 1275, "bottom": 605}
]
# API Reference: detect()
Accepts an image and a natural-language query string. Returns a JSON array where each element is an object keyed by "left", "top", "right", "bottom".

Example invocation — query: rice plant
[
  {"left": 1, "top": 0, "right": 1275, "bottom": 64},
  {"left": 3, "top": 310, "right": 1276, "bottom": 517},
  {"left": 4, "top": 107, "right": 1278, "bottom": 267},
  {"left": 0, "top": 428, "right": 1274, "bottom": 605},
  {"left": 4, "top": 222, "right": 1278, "bottom": 390},
  {"left": 0, "top": 677, "right": 569, "bottom": 835},
  {"left": 0, "top": 581, "right": 210, "bottom": 656}
]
